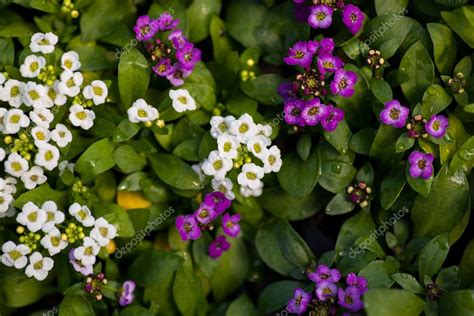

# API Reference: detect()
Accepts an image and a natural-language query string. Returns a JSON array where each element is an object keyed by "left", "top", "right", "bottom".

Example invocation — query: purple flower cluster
[
  {"left": 119, "top": 280, "right": 136, "bottom": 306},
  {"left": 294, "top": 1, "right": 364, "bottom": 35},
  {"left": 175, "top": 192, "right": 241, "bottom": 259},
  {"left": 133, "top": 12, "right": 201, "bottom": 86},
  {"left": 280, "top": 38, "right": 356, "bottom": 131},
  {"left": 287, "top": 265, "right": 368, "bottom": 315}
]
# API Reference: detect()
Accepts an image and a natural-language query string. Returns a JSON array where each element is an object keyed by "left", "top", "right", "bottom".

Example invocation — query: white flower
[
  {"left": 41, "top": 228, "right": 68, "bottom": 256},
  {"left": 41, "top": 201, "right": 65, "bottom": 233},
  {"left": 23, "top": 82, "right": 48, "bottom": 108},
  {"left": 58, "top": 160, "right": 75, "bottom": 173},
  {"left": 90, "top": 217, "right": 117, "bottom": 247},
  {"left": 21, "top": 166, "right": 47, "bottom": 190},
  {"left": 69, "top": 104, "right": 95, "bottom": 130},
  {"left": 69, "top": 203, "right": 95, "bottom": 227},
  {"left": 211, "top": 178, "right": 235, "bottom": 200},
  {"left": 127, "top": 98, "right": 159, "bottom": 123},
  {"left": 45, "top": 81, "right": 67, "bottom": 107},
  {"left": 16, "top": 202, "right": 47, "bottom": 232},
  {"left": 202, "top": 150, "right": 233, "bottom": 180},
  {"left": 0, "top": 148, "right": 5, "bottom": 161},
  {"left": 30, "top": 107, "right": 54, "bottom": 127},
  {"left": 61, "top": 51, "right": 81, "bottom": 71},
  {"left": 0, "top": 73, "right": 5, "bottom": 85},
  {"left": 0, "top": 177, "right": 17, "bottom": 195},
  {"left": 1, "top": 241, "right": 30, "bottom": 269},
  {"left": 35, "top": 143, "right": 60, "bottom": 171},
  {"left": 20, "top": 55, "right": 46, "bottom": 78},
  {"left": 51, "top": 123, "right": 72, "bottom": 148},
  {"left": 58, "top": 70, "right": 83, "bottom": 97},
  {"left": 4, "top": 153, "right": 29, "bottom": 177},
  {"left": 3, "top": 108, "right": 30, "bottom": 134},
  {"left": 0, "top": 192, "right": 13, "bottom": 213},
  {"left": 247, "top": 135, "right": 271, "bottom": 160},
  {"left": 262, "top": 145, "right": 282, "bottom": 173},
  {"left": 169, "top": 89, "right": 197, "bottom": 113},
  {"left": 30, "top": 32, "right": 58, "bottom": 54},
  {"left": 25, "top": 252, "right": 54, "bottom": 281},
  {"left": 0, "top": 79, "right": 25, "bottom": 107},
  {"left": 240, "top": 185, "right": 263, "bottom": 197},
  {"left": 257, "top": 123, "right": 273, "bottom": 138},
  {"left": 0, "top": 108, "right": 6, "bottom": 132},
  {"left": 83, "top": 80, "right": 108, "bottom": 105},
  {"left": 229, "top": 113, "right": 257, "bottom": 143},
  {"left": 237, "top": 163, "right": 264, "bottom": 190},
  {"left": 217, "top": 134, "right": 239, "bottom": 159},
  {"left": 73, "top": 237, "right": 99, "bottom": 266},
  {"left": 210, "top": 115, "right": 235, "bottom": 139},
  {"left": 31, "top": 126, "right": 51, "bottom": 145}
]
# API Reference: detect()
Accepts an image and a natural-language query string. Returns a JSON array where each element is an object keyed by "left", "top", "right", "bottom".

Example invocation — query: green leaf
[
  {"left": 364, "top": 289, "right": 425, "bottom": 316},
  {"left": 113, "top": 145, "right": 147, "bottom": 173},
  {"left": 128, "top": 250, "right": 183, "bottom": 287},
  {"left": 421, "top": 84, "right": 453, "bottom": 117},
  {"left": 275, "top": 220, "right": 315, "bottom": 269},
  {"left": 441, "top": 6, "right": 474, "bottom": 48},
  {"left": 399, "top": 41, "right": 435, "bottom": 104},
  {"left": 406, "top": 163, "right": 433, "bottom": 197},
  {"left": 149, "top": 153, "right": 203, "bottom": 191},
  {"left": 460, "top": 240, "right": 474, "bottom": 289},
  {"left": 113, "top": 120, "right": 141, "bottom": 142},
  {"left": 356, "top": 163, "right": 375, "bottom": 185},
  {"left": 391, "top": 273, "right": 425, "bottom": 294},
  {"left": 370, "top": 78, "right": 393, "bottom": 103},
  {"left": 186, "top": 0, "right": 222, "bottom": 42},
  {"left": 59, "top": 295, "right": 95, "bottom": 316},
  {"left": 437, "top": 266, "right": 461, "bottom": 291},
  {"left": 257, "top": 281, "right": 306, "bottom": 314},
  {"left": 427, "top": 23, "right": 457, "bottom": 74},
  {"left": 454, "top": 55, "right": 472, "bottom": 77},
  {"left": 241, "top": 74, "right": 284, "bottom": 105},
  {"left": 319, "top": 162, "right": 357, "bottom": 194},
  {"left": 4, "top": 275, "right": 53, "bottom": 308},
  {"left": 324, "top": 120, "right": 352, "bottom": 155},
  {"left": 118, "top": 48, "right": 150, "bottom": 108},
  {"left": 439, "top": 290, "right": 474, "bottom": 316},
  {"left": 210, "top": 15, "right": 233, "bottom": 62},
  {"left": 380, "top": 162, "right": 407, "bottom": 210},
  {"left": 325, "top": 193, "right": 355, "bottom": 215},
  {"left": 349, "top": 128, "right": 376, "bottom": 155},
  {"left": 226, "top": 294, "right": 258, "bottom": 316},
  {"left": 225, "top": 0, "right": 267, "bottom": 48},
  {"left": 411, "top": 166, "right": 470, "bottom": 238},
  {"left": 374, "top": 0, "right": 409, "bottom": 15},
  {"left": 370, "top": 125, "right": 404, "bottom": 167},
  {"left": 75, "top": 138, "right": 116, "bottom": 181},
  {"left": 0, "top": 38, "right": 14, "bottom": 67},
  {"left": 419, "top": 234, "right": 450, "bottom": 279},
  {"left": 296, "top": 134, "right": 312, "bottom": 161},
  {"left": 359, "top": 258, "right": 400, "bottom": 288},
  {"left": 277, "top": 150, "right": 321, "bottom": 198},
  {"left": 120, "top": 306, "right": 154, "bottom": 316},
  {"left": 395, "top": 133, "right": 415, "bottom": 153},
  {"left": 13, "top": 184, "right": 67, "bottom": 209}
]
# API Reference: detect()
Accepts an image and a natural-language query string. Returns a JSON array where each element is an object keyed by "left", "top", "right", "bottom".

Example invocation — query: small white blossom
[
  {"left": 229, "top": 113, "right": 257, "bottom": 143},
  {"left": 202, "top": 150, "right": 233, "bottom": 180},
  {"left": 0, "top": 177, "right": 17, "bottom": 195},
  {"left": 31, "top": 126, "right": 51, "bottom": 145},
  {"left": 25, "top": 252, "right": 54, "bottom": 281},
  {"left": 127, "top": 98, "right": 159, "bottom": 123},
  {"left": 5, "top": 153, "right": 29, "bottom": 177},
  {"left": 240, "top": 184, "right": 263, "bottom": 197},
  {"left": 0, "top": 192, "right": 13, "bottom": 213},
  {"left": 210, "top": 115, "right": 235, "bottom": 139},
  {"left": 20, "top": 55, "right": 46, "bottom": 78},
  {"left": 169, "top": 89, "right": 196, "bottom": 113},
  {"left": 61, "top": 51, "right": 81, "bottom": 71},
  {"left": 41, "top": 201, "right": 65, "bottom": 233},
  {"left": 4, "top": 109, "right": 30, "bottom": 134},
  {"left": 0, "top": 79, "right": 25, "bottom": 107},
  {"left": 69, "top": 203, "right": 95, "bottom": 227},
  {"left": 58, "top": 70, "right": 83, "bottom": 97},
  {"left": 1, "top": 241, "right": 30, "bottom": 269},
  {"left": 247, "top": 135, "right": 271, "bottom": 160},
  {"left": 73, "top": 237, "right": 99, "bottom": 266},
  {"left": 262, "top": 145, "right": 282, "bottom": 173},
  {"left": 90, "top": 217, "right": 117, "bottom": 247},
  {"left": 35, "top": 143, "right": 60, "bottom": 171},
  {"left": 23, "top": 82, "right": 48, "bottom": 108},
  {"left": 16, "top": 202, "right": 47, "bottom": 232},
  {"left": 30, "top": 32, "right": 58, "bottom": 54},
  {"left": 41, "top": 228, "right": 68, "bottom": 256},
  {"left": 51, "top": 123, "right": 72, "bottom": 148},
  {"left": 211, "top": 178, "right": 235, "bottom": 200},
  {"left": 69, "top": 104, "right": 95, "bottom": 130},
  {"left": 45, "top": 81, "right": 67, "bottom": 107},
  {"left": 30, "top": 107, "right": 54, "bottom": 127},
  {"left": 237, "top": 163, "right": 264, "bottom": 190},
  {"left": 257, "top": 123, "right": 273, "bottom": 138},
  {"left": 83, "top": 80, "right": 107, "bottom": 105},
  {"left": 217, "top": 134, "right": 239, "bottom": 159},
  {"left": 0, "top": 148, "right": 5, "bottom": 161},
  {"left": 20, "top": 166, "right": 47, "bottom": 190}
]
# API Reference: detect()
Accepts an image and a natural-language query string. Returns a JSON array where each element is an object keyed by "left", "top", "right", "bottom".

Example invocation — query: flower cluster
[
  {"left": 279, "top": 38, "right": 357, "bottom": 131},
  {"left": 287, "top": 264, "right": 368, "bottom": 315},
  {"left": 379, "top": 99, "right": 449, "bottom": 179},
  {"left": 82, "top": 272, "right": 136, "bottom": 306},
  {"left": 133, "top": 12, "right": 201, "bottom": 86},
  {"left": 346, "top": 181, "right": 372, "bottom": 208},
  {"left": 1, "top": 200, "right": 117, "bottom": 281},
  {"left": 176, "top": 191, "right": 240, "bottom": 258},
  {"left": 294, "top": 1, "right": 365, "bottom": 35},
  {"left": 200, "top": 114, "right": 282, "bottom": 198}
]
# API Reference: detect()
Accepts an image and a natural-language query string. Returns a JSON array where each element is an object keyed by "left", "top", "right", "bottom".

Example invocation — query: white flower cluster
[
  {"left": 0, "top": 32, "right": 108, "bottom": 215},
  {"left": 1, "top": 200, "right": 116, "bottom": 281},
  {"left": 201, "top": 114, "right": 282, "bottom": 199}
]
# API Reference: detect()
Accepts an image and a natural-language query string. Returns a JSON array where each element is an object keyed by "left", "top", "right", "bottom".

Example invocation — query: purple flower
[
  {"left": 330, "top": 69, "right": 358, "bottom": 97},
  {"left": 134, "top": 15, "right": 159, "bottom": 41},
  {"left": 308, "top": 40, "right": 319, "bottom": 54},
  {"left": 379, "top": 100, "right": 410, "bottom": 128},
  {"left": 316, "top": 281, "right": 338, "bottom": 301},
  {"left": 283, "top": 41, "right": 314, "bottom": 68},
  {"left": 222, "top": 213, "right": 241, "bottom": 237},
  {"left": 69, "top": 248, "right": 93, "bottom": 276},
  {"left": 408, "top": 151, "right": 434, "bottom": 180},
  {"left": 204, "top": 192, "right": 231, "bottom": 214},
  {"left": 318, "top": 53, "right": 343, "bottom": 74},
  {"left": 119, "top": 280, "right": 136, "bottom": 306},
  {"left": 301, "top": 98, "right": 327, "bottom": 126},
  {"left": 166, "top": 63, "right": 192, "bottom": 86},
  {"left": 152, "top": 58, "right": 174, "bottom": 77},
  {"left": 425, "top": 115, "right": 449, "bottom": 138},
  {"left": 346, "top": 273, "right": 368, "bottom": 294},
  {"left": 176, "top": 42, "right": 201, "bottom": 70},
  {"left": 309, "top": 264, "right": 341, "bottom": 284},
  {"left": 278, "top": 82, "right": 299, "bottom": 102},
  {"left": 209, "top": 235, "right": 231, "bottom": 259},
  {"left": 338, "top": 286, "right": 364, "bottom": 312},
  {"left": 287, "top": 288, "right": 312, "bottom": 315},
  {"left": 168, "top": 29, "right": 188, "bottom": 49},
  {"left": 284, "top": 99, "right": 306, "bottom": 126},
  {"left": 308, "top": 5, "right": 333, "bottom": 29},
  {"left": 156, "top": 12, "right": 180, "bottom": 31},
  {"left": 176, "top": 215, "right": 201, "bottom": 241},
  {"left": 321, "top": 105, "right": 344, "bottom": 132},
  {"left": 342, "top": 4, "right": 365, "bottom": 35},
  {"left": 319, "top": 38, "right": 335, "bottom": 54},
  {"left": 194, "top": 204, "right": 217, "bottom": 225}
]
